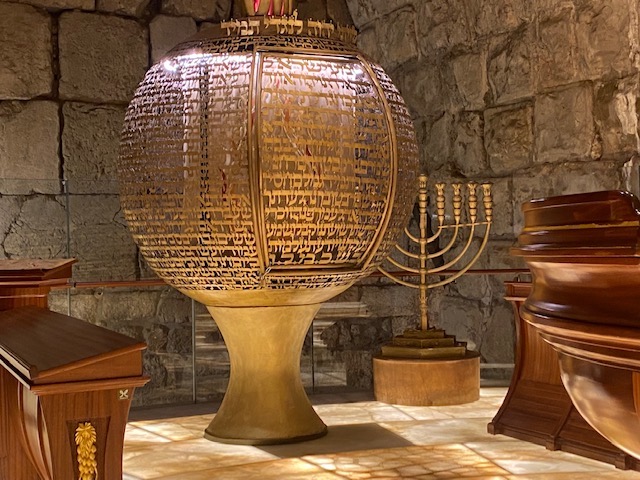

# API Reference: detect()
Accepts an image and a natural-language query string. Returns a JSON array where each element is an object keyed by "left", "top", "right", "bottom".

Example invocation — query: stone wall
[
  {"left": 0, "top": 0, "right": 404, "bottom": 407},
  {"left": 346, "top": 0, "right": 640, "bottom": 379},
  {"left": 3, "top": 0, "right": 636, "bottom": 406}
]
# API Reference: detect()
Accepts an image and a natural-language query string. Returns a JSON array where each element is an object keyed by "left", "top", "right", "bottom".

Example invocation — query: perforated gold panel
[{"left": 118, "top": 20, "right": 418, "bottom": 298}]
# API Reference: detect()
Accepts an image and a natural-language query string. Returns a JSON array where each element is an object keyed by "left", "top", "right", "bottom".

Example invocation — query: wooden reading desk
[{"left": 0, "top": 259, "right": 148, "bottom": 480}]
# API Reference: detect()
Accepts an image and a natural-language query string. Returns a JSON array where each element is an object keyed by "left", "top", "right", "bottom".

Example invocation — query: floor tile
[{"left": 123, "top": 388, "right": 640, "bottom": 479}]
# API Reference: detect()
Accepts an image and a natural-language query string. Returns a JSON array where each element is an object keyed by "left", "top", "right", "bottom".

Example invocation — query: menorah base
[{"left": 373, "top": 351, "right": 480, "bottom": 406}]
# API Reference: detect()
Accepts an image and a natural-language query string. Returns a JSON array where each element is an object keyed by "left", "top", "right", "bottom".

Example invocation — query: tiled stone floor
[{"left": 124, "top": 388, "right": 640, "bottom": 479}]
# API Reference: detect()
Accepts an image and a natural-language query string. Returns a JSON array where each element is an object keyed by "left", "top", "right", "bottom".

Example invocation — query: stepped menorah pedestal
[{"left": 374, "top": 175, "right": 492, "bottom": 406}]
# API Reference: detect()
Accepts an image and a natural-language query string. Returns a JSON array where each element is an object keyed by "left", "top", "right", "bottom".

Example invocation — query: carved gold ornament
[{"left": 75, "top": 422, "right": 98, "bottom": 480}]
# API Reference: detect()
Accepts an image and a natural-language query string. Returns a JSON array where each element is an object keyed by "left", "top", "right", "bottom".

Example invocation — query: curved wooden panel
[{"left": 511, "top": 190, "right": 640, "bottom": 463}]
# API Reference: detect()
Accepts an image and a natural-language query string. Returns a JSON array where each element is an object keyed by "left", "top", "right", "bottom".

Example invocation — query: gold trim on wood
[
  {"left": 75, "top": 422, "right": 98, "bottom": 480},
  {"left": 522, "top": 220, "right": 638, "bottom": 232}
]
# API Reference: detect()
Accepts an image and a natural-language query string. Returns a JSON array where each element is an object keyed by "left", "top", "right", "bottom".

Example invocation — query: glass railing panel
[
  {"left": 194, "top": 305, "right": 230, "bottom": 404},
  {"left": 49, "top": 284, "right": 195, "bottom": 408}
]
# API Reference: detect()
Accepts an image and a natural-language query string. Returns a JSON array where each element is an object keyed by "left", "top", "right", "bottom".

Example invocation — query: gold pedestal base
[
  {"left": 205, "top": 304, "right": 327, "bottom": 445},
  {"left": 373, "top": 351, "right": 480, "bottom": 406}
]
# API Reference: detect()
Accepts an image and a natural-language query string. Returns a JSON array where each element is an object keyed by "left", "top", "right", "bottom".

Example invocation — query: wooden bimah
[
  {"left": 490, "top": 190, "right": 640, "bottom": 469},
  {"left": 0, "top": 260, "right": 148, "bottom": 480},
  {"left": 489, "top": 281, "right": 639, "bottom": 470}
]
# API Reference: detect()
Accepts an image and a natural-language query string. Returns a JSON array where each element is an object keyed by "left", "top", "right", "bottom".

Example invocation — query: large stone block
[
  {"left": 488, "top": 29, "right": 534, "bottom": 105},
  {"left": 144, "top": 324, "right": 169, "bottom": 352},
  {"left": 476, "top": 239, "right": 524, "bottom": 270},
  {"left": 166, "top": 324, "right": 191, "bottom": 354},
  {"left": 417, "top": 114, "right": 452, "bottom": 173},
  {"left": 161, "top": 0, "right": 231, "bottom": 21},
  {"left": 11, "top": 0, "right": 94, "bottom": 9},
  {"left": 575, "top": 0, "right": 635, "bottom": 80},
  {"left": 484, "top": 177, "right": 513, "bottom": 238},
  {"left": 3, "top": 196, "right": 68, "bottom": 259},
  {"left": 0, "top": 3, "right": 52, "bottom": 100},
  {"left": 297, "top": 0, "right": 327, "bottom": 21},
  {"left": 67, "top": 195, "right": 138, "bottom": 281},
  {"left": 377, "top": 8, "right": 418, "bottom": 71},
  {"left": 623, "top": 157, "right": 640, "bottom": 198},
  {"left": 344, "top": 0, "right": 413, "bottom": 28},
  {"left": 327, "top": 0, "right": 353, "bottom": 25},
  {"left": 361, "top": 284, "right": 419, "bottom": 319},
  {"left": 594, "top": 77, "right": 639, "bottom": 159},
  {"left": 72, "top": 288, "right": 162, "bottom": 324},
  {"left": 512, "top": 167, "right": 555, "bottom": 233},
  {"left": 535, "top": 16, "right": 579, "bottom": 89},
  {"left": 550, "top": 160, "right": 623, "bottom": 193},
  {"left": 355, "top": 26, "right": 383, "bottom": 64},
  {"left": 0, "top": 101, "right": 60, "bottom": 194},
  {"left": 450, "top": 273, "right": 493, "bottom": 305},
  {"left": 60, "top": 286, "right": 195, "bottom": 406},
  {"left": 0, "top": 197, "right": 21, "bottom": 259},
  {"left": 533, "top": 0, "right": 574, "bottom": 23},
  {"left": 451, "top": 51, "right": 487, "bottom": 110},
  {"left": 320, "top": 317, "right": 392, "bottom": 351},
  {"left": 394, "top": 60, "right": 446, "bottom": 117},
  {"left": 157, "top": 298, "right": 192, "bottom": 327},
  {"left": 97, "top": 0, "right": 151, "bottom": 17},
  {"left": 435, "top": 295, "right": 484, "bottom": 352},
  {"left": 534, "top": 84, "right": 595, "bottom": 164},
  {"left": 453, "top": 112, "right": 487, "bottom": 176},
  {"left": 344, "top": 350, "right": 373, "bottom": 389},
  {"left": 485, "top": 103, "right": 533, "bottom": 175},
  {"left": 451, "top": 237, "right": 524, "bottom": 307},
  {"left": 466, "top": 0, "right": 531, "bottom": 37},
  {"left": 390, "top": 315, "right": 419, "bottom": 335},
  {"left": 418, "top": 0, "right": 472, "bottom": 55},
  {"left": 479, "top": 302, "right": 515, "bottom": 364},
  {"left": 150, "top": 15, "right": 198, "bottom": 64},
  {"left": 59, "top": 12, "right": 148, "bottom": 103},
  {"left": 62, "top": 102, "right": 125, "bottom": 194}
]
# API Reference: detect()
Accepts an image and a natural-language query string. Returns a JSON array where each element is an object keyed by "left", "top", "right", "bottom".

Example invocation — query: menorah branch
[{"left": 378, "top": 174, "right": 493, "bottom": 333}]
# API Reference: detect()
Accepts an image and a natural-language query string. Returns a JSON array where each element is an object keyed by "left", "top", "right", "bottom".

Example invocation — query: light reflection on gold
[
  {"left": 119, "top": 29, "right": 417, "bottom": 295},
  {"left": 75, "top": 422, "right": 98, "bottom": 480}
]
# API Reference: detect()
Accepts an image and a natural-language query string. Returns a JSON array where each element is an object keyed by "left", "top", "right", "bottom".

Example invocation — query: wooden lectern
[
  {"left": 0, "top": 259, "right": 149, "bottom": 480},
  {"left": 0, "top": 258, "right": 75, "bottom": 310},
  {"left": 489, "top": 281, "right": 639, "bottom": 470},
  {"left": 490, "top": 190, "right": 640, "bottom": 469}
]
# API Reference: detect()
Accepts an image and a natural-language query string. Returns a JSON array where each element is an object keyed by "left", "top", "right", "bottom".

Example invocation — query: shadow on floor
[
  {"left": 128, "top": 391, "right": 375, "bottom": 422},
  {"left": 259, "top": 423, "right": 414, "bottom": 458}
]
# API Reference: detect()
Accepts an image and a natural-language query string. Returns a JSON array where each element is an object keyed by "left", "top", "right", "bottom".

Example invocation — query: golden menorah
[{"left": 377, "top": 174, "right": 493, "bottom": 359}]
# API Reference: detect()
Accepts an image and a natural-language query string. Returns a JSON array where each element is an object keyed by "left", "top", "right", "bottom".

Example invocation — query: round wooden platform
[{"left": 373, "top": 351, "right": 480, "bottom": 406}]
